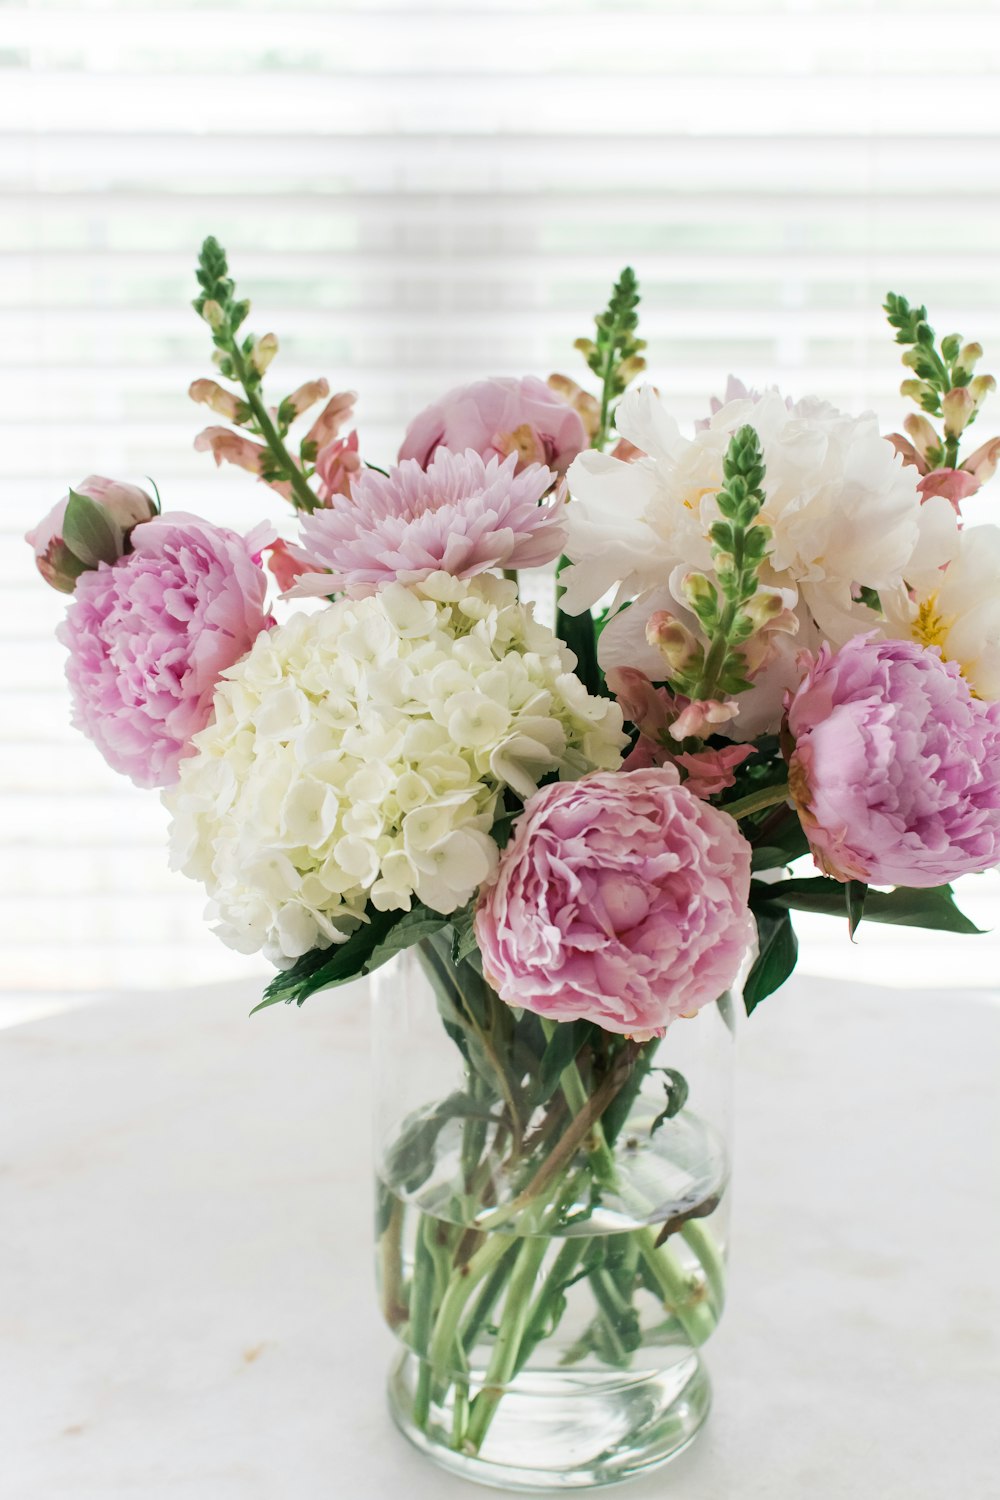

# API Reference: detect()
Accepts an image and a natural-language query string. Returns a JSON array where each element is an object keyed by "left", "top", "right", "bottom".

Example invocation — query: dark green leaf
[
  {"left": 758, "top": 877, "right": 983, "bottom": 934},
  {"left": 62, "top": 491, "right": 121, "bottom": 568},
  {"left": 367, "top": 904, "right": 452, "bottom": 973},
  {"left": 846, "top": 879, "right": 868, "bottom": 940},
  {"left": 744, "top": 903, "right": 798, "bottom": 1015},
  {"left": 649, "top": 1067, "right": 689, "bottom": 1135},
  {"left": 252, "top": 906, "right": 403, "bottom": 1012},
  {"left": 555, "top": 603, "right": 605, "bottom": 698}
]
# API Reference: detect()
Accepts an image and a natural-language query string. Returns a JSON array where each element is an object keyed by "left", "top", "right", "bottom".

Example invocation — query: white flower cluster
[
  {"left": 561, "top": 384, "right": 925, "bottom": 734},
  {"left": 164, "top": 572, "right": 625, "bottom": 965}
]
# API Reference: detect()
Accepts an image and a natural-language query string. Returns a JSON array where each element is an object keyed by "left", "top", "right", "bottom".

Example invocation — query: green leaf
[
  {"left": 649, "top": 1067, "right": 689, "bottom": 1135},
  {"left": 62, "top": 491, "right": 121, "bottom": 568},
  {"left": 757, "top": 877, "right": 983, "bottom": 934},
  {"left": 367, "top": 904, "right": 452, "bottom": 974},
  {"left": 744, "top": 903, "right": 798, "bottom": 1015},
  {"left": 555, "top": 602, "right": 605, "bottom": 698},
  {"left": 538, "top": 1020, "right": 596, "bottom": 1100},
  {"left": 252, "top": 906, "right": 403, "bottom": 1012},
  {"left": 450, "top": 901, "right": 480, "bottom": 966},
  {"left": 846, "top": 879, "right": 868, "bottom": 940}
]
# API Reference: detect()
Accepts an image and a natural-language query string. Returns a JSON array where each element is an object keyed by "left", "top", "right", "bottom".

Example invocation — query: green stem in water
[
  {"left": 409, "top": 1217, "right": 439, "bottom": 1430},
  {"left": 465, "top": 1234, "right": 549, "bottom": 1454}
]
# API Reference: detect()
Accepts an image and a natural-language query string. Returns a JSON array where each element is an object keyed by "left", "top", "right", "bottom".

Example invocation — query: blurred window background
[{"left": 4, "top": 0, "right": 1000, "bottom": 1004}]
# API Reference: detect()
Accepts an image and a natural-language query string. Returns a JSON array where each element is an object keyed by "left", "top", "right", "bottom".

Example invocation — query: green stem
[
  {"left": 681, "top": 1220, "right": 727, "bottom": 1318},
  {"left": 427, "top": 1233, "right": 513, "bottom": 1391},
  {"left": 465, "top": 1234, "right": 549, "bottom": 1454},
  {"left": 224, "top": 337, "right": 319, "bottom": 512},
  {"left": 723, "top": 781, "right": 791, "bottom": 820},
  {"left": 409, "top": 1217, "right": 439, "bottom": 1430}
]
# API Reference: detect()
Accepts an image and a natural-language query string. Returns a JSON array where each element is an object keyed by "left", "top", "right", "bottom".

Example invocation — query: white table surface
[{"left": 1, "top": 973, "right": 998, "bottom": 1500}]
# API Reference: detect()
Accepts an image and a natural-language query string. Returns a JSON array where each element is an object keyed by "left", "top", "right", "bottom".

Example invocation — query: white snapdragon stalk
[{"left": 164, "top": 573, "right": 625, "bottom": 965}]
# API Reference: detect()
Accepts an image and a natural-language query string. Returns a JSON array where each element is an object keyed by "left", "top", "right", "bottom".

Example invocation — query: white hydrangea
[
  {"left": 561, "top": 384, "right": 924, "bottom": 733},
  {"left": 164, "top": 572, "right": 625, "bottom": 965}
]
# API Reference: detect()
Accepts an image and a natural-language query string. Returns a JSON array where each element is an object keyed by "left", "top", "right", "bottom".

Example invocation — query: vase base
[{"left": 387, "top": 1350, "right": 711, "bottom": 1492}]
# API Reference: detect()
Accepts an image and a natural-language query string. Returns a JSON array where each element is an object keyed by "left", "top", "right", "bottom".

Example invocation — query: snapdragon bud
[
  {"left": 200, "top": 299, "right": 225, "bottom": 330},
  {"left": 970, "top": 373, "right": 996, "bottom": 411},
  {"left": 188, "top": 378, "right": 247, "bottom": 423},
  {"left": 251, "top": 333, "right": 279, "bottom": 376},
  {"left": 645, "top": 609, "right": 701, "bottom": 675},
  {"left": 900, "top": 379, "right": 935, "bottom": 406},
  {"left": 903, "top": 412, "right": 940, "bottom": 459},
  {"left": 942, "top": 387, "right": 976, "bottom": 438},
  {"left": 285, "top": 378, "right": 331, "bottom": 421},
  {"left": 955, "top": 342, "right": 984, "bottom": 377}
]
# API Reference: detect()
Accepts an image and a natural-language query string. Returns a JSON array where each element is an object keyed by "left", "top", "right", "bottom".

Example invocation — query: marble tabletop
[{"left": 1, "top": 972, "right": 998, "bottom": 1500}]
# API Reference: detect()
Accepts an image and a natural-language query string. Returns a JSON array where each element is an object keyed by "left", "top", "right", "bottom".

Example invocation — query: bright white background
[{"left": 3, "top": 0, "right": 1000, "bottom": 1014}]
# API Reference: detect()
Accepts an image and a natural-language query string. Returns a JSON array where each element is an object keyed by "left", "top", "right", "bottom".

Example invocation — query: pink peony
[
  {"left": 26, "top": 476, "right": 157, "bottom": 593},
  {"left": 398, "top": 376, "right": 587, "bottom": 476},
  {"left": 58, "top": 514, "right": 273, "bottom": 789},
  {"left": 288, "top": 447, "right": 565, "bottom": 599},
  {"left": 474, "top": 768, "right": 755, "bottom": 1036},
  {"left": 787, "top": 636, "right": 1000, "bottom": 887}
]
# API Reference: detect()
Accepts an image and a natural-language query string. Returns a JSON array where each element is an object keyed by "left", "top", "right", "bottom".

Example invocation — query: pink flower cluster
[
  {"left": 475, "top": 769, "right": 755, "bottom": 1036},
  {"left": 787, "top": 636, "right": 1000, "bottom": 887},
  {"left": 58, "top": 514, "right": 272, "bottom": 788}
]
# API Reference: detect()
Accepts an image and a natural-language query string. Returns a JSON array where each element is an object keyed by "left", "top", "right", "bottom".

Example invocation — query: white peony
[
  {"left": 561, "top": 384, "right": 924, "bottom": 731},
  {"left": 164, "top": 572, "right": 625, "bottom": 965},
  {"left": 881, "top": 498, "right": 1000, "bottom": 701}
]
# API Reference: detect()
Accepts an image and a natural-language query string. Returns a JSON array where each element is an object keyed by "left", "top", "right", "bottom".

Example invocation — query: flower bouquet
[{"left": 28, "top": 242, "right": 1000, "bottom": 1490}]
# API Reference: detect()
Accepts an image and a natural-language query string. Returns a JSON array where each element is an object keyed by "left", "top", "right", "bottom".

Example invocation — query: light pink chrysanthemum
[{"left": 288, "top": 447, "right": 565, "bottom": 599}]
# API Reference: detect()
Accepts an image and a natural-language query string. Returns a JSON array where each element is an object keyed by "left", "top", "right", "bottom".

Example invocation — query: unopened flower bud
[
  {"left": 573, "top": 338, "right": 597, "bottom": 360},
  {"left": 251, "top": 333, "right": 279, "bottom": 376},
  {"left": 645, "top": 610, "right": 700, "bottom": 674},
  {"left": 900, "top": 379, "right": 935, "bottom": 406},
  {"left": 304, "top": 390, "right": 357, "bottom": 452},
  {"left": 286, "top": 378, "right": 331, "bottom": 421},
  {"left": 200, "top": 299, "right": 225, "bottom": 330},
  {"left": 681, "top": 572, "right": 717, "bottom": 616},
  {"left": 903, "top": 412, "right": 940, "bottom": 460},
  {"left": 547, "top": 373, "right": 601, "bottom": 439},
  {"left": 618, "top": 355, "right": 646, "bottom": 383},
  {"left": 955, "top": 342, "right": 983, "bottom": 377},
  {"left": 188, "top": 378, "right": 246, "bottom": 423},
  {"left": 970, "top": 373, "right": 996, "bottom": 410},
  {"left": 25, "top": 477, "right": 157, "bottom": 593},
  {"left": 942, "top": 386, "right": 976, "bottom": 438}
]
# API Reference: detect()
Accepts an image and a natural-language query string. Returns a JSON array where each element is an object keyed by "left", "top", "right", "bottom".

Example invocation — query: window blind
[{"left": 4, "top": 0, "right": 1000, "bottom": 994}]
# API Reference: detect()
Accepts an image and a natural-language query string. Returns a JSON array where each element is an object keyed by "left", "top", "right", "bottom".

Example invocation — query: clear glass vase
[{"left": 372, "top": 932, "right": 739, "bottom": 1492}]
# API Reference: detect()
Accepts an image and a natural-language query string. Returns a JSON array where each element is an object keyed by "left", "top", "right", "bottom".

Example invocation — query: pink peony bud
[
  {"left": 26, "top": 477, "right": 157, "bottom": 594},
  {"left": 398, "top": 376, "right": 587, "bottom": 477}
]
